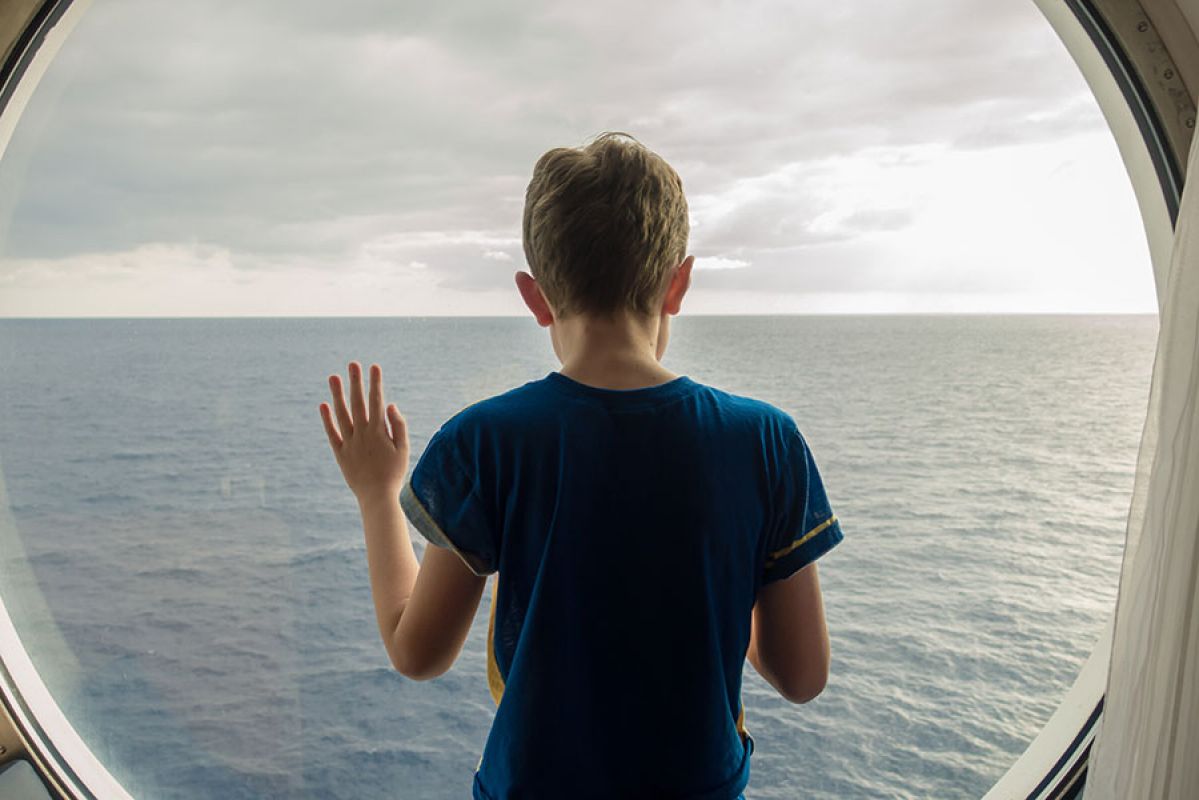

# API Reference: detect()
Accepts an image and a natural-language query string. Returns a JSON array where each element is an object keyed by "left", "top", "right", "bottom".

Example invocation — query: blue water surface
[{"left": 0, "top": 315, "right": 1157, "bottom": 799}]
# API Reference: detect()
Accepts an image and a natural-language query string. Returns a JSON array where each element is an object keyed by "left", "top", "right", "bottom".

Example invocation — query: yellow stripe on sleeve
[
  {"left": 486, "top": 575, "right": 505, "bottom": 706},
  {"left": 764, "top": 516, "right": 838, "bottom": 566}
]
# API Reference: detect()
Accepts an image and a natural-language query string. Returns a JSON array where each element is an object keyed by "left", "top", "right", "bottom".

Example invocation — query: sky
[{"left": 0, "top": 0, "right": 1159, "bottom": 316}]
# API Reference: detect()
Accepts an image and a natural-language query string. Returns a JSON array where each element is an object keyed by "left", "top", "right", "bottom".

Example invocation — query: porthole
[{"left": 0, "top": 1, "right": 1183, "bottom": 798}]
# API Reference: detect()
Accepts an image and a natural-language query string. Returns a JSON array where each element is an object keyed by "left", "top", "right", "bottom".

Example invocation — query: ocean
[{"left": 0, "top": 315, "right": 1157, "bottom": 799}]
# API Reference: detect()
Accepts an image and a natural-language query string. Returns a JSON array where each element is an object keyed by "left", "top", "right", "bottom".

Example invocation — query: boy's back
[{"left": 401, "top": 370, "right": 842, "bottom": 799}]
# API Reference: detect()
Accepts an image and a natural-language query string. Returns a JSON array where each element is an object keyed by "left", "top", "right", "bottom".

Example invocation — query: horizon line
[{"left": 0, "top": 310, "right": 1161, "bottom": 321}]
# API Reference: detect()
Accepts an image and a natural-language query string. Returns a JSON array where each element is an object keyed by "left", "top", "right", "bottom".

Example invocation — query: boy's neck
[{"left": 553, "top": 310, "right": 679, "bottom": 390}]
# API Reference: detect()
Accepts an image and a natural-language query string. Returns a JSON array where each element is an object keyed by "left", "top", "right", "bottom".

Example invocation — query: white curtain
[{"left": 1085, "top": 129, "right": 1199, "bottom": 798}]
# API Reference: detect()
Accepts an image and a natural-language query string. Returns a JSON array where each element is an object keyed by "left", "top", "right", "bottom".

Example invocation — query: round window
[{"left": 0, "top": 1, "right": 1158, "bottom": 797}]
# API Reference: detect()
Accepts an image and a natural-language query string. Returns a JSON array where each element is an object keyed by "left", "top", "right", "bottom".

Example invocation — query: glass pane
[{"left": 0, "top": 0, "right": 1157, "bottom": 797}]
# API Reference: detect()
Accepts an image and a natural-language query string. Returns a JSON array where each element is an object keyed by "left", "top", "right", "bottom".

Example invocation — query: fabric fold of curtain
[{"left": 1085, "top": 129, "right": 1199, "bottom": 798}]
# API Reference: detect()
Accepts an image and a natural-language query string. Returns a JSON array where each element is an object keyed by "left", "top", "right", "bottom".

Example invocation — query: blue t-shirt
[{"left": 399, "top": 371, "right": 842, "bottom": 800}]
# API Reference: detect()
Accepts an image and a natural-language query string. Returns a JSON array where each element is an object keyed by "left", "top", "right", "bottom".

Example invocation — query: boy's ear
[
  {"left": 515, "top": 270, "right": 555, "bottom": 327},
  {"left": 661, "top": 255, "right": 694, "bottom": 316}
]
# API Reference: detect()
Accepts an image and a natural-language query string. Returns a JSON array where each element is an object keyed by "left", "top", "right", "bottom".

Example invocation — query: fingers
[
  {"left": 330, "top": 361, "right": 391, "bottom": 439},
  {"left": 387, "top": 404, "right": 408, "bottom": 448},
  {"left": 329, "top": 374, "right": 353, "bottom": 437},
  {"left": 348, "top": 361, "right": 368, "bottom": 427},
  {"left": 369, "top": 363, "right": 384, "bottom": 428},
  {"left": 318, "top": 403, "right": 343, "bottom": 450}
]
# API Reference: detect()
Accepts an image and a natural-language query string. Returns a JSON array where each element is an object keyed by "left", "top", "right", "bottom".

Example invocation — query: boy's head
[{"left": 520, "top": 132, "right": 690, "bottom": 320}]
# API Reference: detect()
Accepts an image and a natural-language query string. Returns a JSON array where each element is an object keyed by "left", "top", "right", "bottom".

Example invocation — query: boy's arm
[
  {"left": 746, "top": 562, "right": 830, "bottom": 704},
  {"left": 356, "top": 493, "right": 487, "bottom": 679},
  {"left": 750, "top": 420, "right": 840, "bottom": 704},
  {"left": 355, "top": 490, "right": 420, "bottom": 669},
  {"left": 321, "top": 361, "right": 486, "bottom": 679}
]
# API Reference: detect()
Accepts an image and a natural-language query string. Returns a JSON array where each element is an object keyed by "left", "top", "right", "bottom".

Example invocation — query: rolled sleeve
[{"left": 400, "top": 429, "right": 497, "bottom": 577}]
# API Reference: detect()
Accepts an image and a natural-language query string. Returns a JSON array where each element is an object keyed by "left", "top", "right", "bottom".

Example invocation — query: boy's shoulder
[
  {"left": 442, "top": 374, "right": 800, "bottom": 440},
  {"left": 442, "top": 376, "right": 555, "bottom": 424},
  {"left": 692, "top": 381, "right": 804, "bottom": 444},
  {"left": 453, "top": 374, "right": 791, "bottom": 413},
  {"left": 703, "top": 381, "right": 795, "bottom": 419},
  {"left": 430, "top": 376, "right": 559, "bottom": 446}
]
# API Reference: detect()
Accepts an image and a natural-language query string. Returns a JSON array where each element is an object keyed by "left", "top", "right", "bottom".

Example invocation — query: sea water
[{"left": 0, "top": 315, "right": 1157, "bottom": 799}]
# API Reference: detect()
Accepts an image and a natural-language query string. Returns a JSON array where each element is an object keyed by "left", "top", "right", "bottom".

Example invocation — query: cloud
[
  {"left": 0, "top": 0, "right": 1153, "bottom": 313},
  {"left": 837, "top": 209, "right": 915, "bottom": 234},
  {"left": 953, "top": 93, "right": 1107, "bottom": 150},
  {"left": 0, "top": 241, "right": 521, "bottom": 316},
  {"left": 695, "top": 256, "right": 750, "bottom": 271}
]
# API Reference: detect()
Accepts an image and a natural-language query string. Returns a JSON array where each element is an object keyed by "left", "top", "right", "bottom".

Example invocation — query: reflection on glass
[{"left": 0, "top": 0, "right": 1157, "bottom": 798}]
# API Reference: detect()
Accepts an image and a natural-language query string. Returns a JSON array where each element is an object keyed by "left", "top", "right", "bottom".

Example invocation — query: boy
[{"left": 319, "top": 132, "right": 842, "bottom": 800}]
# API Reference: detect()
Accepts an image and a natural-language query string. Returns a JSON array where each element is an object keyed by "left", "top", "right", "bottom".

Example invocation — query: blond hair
[{"left": 522, "top": 132, "right": 689, "bottom": 318}]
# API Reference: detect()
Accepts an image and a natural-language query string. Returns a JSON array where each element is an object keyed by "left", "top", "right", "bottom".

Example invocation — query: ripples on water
[{"left": 0, "top": 315, "right": 1156, "bottom": 799}]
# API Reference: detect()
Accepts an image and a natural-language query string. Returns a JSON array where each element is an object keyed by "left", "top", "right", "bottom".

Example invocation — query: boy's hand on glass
[{"left": 320, "top": 361, "right": 410, "bottom": 505}]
